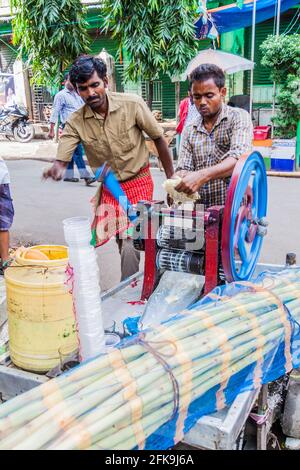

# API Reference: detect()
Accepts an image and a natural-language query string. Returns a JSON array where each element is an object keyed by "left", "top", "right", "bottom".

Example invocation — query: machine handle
[{"left": 95, "top": 164, "right": 138, "bottom": 222}]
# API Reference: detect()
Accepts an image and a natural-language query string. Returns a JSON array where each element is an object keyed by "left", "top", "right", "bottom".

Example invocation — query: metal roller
[
  {"left": 156, "top": 225, "right": 204, "bottom": 251},
  {"left": 156, "top": 249, "right": 204, "bottom": 275}
]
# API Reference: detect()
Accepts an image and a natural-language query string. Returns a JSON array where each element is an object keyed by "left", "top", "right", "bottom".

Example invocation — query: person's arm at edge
[{"left": 48, "top": 93, "right": 61, "bottom": 139}]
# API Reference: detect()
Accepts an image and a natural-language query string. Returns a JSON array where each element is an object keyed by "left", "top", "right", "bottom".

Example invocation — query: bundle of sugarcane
[{"left": 0, "top": 268, "right": 300, "bottom": 450}]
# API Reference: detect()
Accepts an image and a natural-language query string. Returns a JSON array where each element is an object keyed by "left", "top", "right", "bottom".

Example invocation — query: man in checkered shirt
[{"left": 175, "top": 64, "right": 253, "bottom": 208}]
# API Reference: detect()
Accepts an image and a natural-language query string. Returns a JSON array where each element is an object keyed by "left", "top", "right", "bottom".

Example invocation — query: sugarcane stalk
[
  {"left": 48, "top": 331, "right": 282, "bottom": 451},
  {"left": 0, "top": 308, "right": 284, "bottom": 444},
  {"left": 0, "top": 346, "right": 143, "bottom": 420},
  {"left": 20, "top": 324, "right": 284, "bottom": 448}
]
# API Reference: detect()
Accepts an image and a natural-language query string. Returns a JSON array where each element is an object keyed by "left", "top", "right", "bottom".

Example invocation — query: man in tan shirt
[{"left": 44, "top": 55, "right": 174, "bottom": 280}]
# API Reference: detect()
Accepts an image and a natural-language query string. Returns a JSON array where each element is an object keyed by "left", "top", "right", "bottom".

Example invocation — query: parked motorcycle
[{"left": 0, "top": 104, "right": 35, "bottom": 143}]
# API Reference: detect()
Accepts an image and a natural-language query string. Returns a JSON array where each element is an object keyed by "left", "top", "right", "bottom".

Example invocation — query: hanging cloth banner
[{"left": 195, "top": 0, "right": 300, "bottom": 37}]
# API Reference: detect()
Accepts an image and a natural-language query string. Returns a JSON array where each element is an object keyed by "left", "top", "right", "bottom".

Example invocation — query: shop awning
[{"left": 195, "top": 0, "right": 300, "bottom": 37}]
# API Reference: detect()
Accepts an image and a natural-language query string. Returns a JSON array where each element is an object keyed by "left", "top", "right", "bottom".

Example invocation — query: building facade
[{"left": 0, "top": 1, "right": 299, "bottom": 122}]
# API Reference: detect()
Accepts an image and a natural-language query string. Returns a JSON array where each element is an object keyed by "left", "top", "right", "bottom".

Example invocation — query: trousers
[
  {"left": 65, "top": 143, "right": 90, "bottom": 179},
  {"left": 116, "top": 236, "right": 140, "bottom": 282}
]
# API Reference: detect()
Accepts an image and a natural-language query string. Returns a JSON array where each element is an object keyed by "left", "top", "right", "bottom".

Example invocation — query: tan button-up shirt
[
  {"left": 57, "top": 92, "right": 163, "bottom": 181},
  {"left": 177, "top": 104, "right": 253, "bottom": 208}
]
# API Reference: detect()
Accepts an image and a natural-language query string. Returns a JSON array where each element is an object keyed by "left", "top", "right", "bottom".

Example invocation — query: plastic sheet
[{"left": 139, "top": 271, "right": 204, "bottom": 329}]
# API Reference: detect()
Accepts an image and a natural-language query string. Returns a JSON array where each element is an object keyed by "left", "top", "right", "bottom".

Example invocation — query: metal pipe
[
  {"left": 249, "top": 0, "right": 257, "bottom": 119},
  {"left": 271, "top": 0, "right": 282, "bottom": 138}
]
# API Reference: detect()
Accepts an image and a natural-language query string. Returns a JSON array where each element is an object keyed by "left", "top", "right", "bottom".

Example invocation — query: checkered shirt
[{"left": 176, "top": 104, "right": 253, "bottom": 208}]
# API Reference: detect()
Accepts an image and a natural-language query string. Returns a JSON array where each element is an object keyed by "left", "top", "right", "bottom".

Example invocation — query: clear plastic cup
[
  {"left": 104, "top": 320, "right": 116, "bottom": 334},
  {"left": 105, "top": 333, "right": 120, "bottom": 350},
  {"left": 63, "top": 217, "right": 92, "bottom": 246}
]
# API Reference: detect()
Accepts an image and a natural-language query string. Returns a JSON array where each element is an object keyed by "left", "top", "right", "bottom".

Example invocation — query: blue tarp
[{"left": 195, "top": 0, "right": 300, "bottom": 37}]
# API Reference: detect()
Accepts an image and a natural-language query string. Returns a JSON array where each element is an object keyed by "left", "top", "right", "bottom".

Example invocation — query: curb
[
  {"left": 3, "top": 156, "right": 54, "bottom": 163},
  {"left": 266, "top": 171, "right": 300, "bottom": 177},
  {"left": 3, "top": 156, "right": 300, "bottom": 178}
]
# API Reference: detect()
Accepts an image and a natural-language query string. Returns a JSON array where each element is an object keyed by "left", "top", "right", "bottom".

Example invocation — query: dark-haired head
[
  {"left": 189, "top": 63, "right": 226, "bottom": 119},
  {"left": 69, "top": 55, "right": 107, "bottom": 88},
  {"left": 69, "top": 55, "right": 108, "bottom": 112},
  {"left": 63, "top": 71, "right": 74, "bottom": 91},
  {"left": 189, "top": 63, "right": 225, "bottom": 89}
]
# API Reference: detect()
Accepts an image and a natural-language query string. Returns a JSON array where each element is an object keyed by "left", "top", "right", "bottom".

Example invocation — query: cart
[{"left": 0, "top": 261, "right": 295, "bottom": 450}]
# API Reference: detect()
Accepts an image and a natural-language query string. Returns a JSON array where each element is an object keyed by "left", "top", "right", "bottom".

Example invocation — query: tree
[
  {"left": 101, "top": 0, "right": 199, "bottom": 110},
  {"left": 11, "top": 0, "right": 90, "bottom": 87},
  {"left": 260, "top": 34, "right": 300, "bottom": 138}
]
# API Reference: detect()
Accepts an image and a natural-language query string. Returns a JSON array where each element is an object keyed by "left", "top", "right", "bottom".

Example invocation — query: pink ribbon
[
  {"left": 64, "top": 263, "right": 82, "bottom": 362},
  {"left": 250, "top": 408, "right": 270, "bottom": 425}
]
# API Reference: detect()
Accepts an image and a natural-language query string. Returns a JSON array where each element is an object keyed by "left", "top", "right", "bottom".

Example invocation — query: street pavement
[
  {"left": 0, "top": 137, "right": 57, "bottom": 162},
  {"left": 5, "top": 159, "right": 300, "bottom": 292}
]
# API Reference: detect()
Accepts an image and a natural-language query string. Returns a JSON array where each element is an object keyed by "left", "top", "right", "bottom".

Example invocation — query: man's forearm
[
  {"left": 206, "top": 156, "right": 237, "bottom": 181},
  {"left": 153, "top": 136, "right": 174, "bottom": 179},
  {"left": 175, "top": 157, "right": 238, "bottom": 195}
]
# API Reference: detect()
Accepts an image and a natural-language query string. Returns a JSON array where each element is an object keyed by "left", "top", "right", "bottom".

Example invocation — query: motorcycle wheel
[{"left": 13, "top": 122, "right": 35, "bottom": 143}]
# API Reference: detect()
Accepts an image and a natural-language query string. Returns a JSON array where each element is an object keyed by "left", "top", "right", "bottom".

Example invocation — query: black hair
[
  {"left": 190, "top": 63, "right": 225, "bottom": 89},
  {"left": 69, "top": 55, "right": 107, "bottom": 88},
  {"left": 63, "top": 71, "right": 70, "bottom": 82}
]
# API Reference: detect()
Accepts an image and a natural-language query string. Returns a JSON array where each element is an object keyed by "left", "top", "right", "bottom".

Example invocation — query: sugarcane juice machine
[{"left": 95, "top": 151, "right": 268, "bottom": 301}]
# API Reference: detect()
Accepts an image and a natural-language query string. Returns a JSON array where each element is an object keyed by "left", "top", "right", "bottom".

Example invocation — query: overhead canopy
[
  {"left": 172, "top": 49, "right": 254, "bottom": 82},
  {"left": 195, "top": 0, "right": 300, "bottom": 36}
]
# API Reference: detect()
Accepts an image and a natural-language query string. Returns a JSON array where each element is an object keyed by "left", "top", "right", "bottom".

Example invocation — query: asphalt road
[{"left": 6, "top": 160, "right": 300, "bottom": 291}]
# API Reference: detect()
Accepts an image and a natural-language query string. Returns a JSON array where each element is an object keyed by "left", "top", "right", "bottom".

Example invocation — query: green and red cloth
[{"left": 91, "top": 165, "right": 153, "bottom": 247}]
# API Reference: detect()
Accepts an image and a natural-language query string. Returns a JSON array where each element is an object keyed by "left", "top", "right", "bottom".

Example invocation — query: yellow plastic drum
[{"left": 4, "top": 245, "right": 78, "bottom": 373}]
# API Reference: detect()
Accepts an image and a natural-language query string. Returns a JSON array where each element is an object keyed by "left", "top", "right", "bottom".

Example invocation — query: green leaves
[
  {"left": 11, "top": 0, "right": 90, "bottom": 87},
  {"left": 101, "top": 0, "right": 199, "bottom": 85},
  {"left": 260, "top": 34, "right": 300, "bottom": 138}
]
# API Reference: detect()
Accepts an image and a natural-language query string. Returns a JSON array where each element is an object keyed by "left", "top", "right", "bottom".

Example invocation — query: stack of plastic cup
[{"left": 63, "top": 216, "right": 105, "bottom": 362}]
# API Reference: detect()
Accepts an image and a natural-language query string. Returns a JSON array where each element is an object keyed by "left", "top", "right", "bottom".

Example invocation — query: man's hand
[
  {"left": 174, "top": 170, "right": 188, "bottom": 179},
  {"left": 175, "top": 169, "right": 210, "bottom": 195},
  {"left": 43, "top": 160, "right": 68, "bottom": 181},
  {"left": 48, "top": 122, "right": 56, "bottom": 140},
  {"left": 48, "top": 128, "right": 55, "bottom": 140}
]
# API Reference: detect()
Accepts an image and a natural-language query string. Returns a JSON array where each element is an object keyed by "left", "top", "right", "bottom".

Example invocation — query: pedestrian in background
[
  {"left": 0, "top": 158, "right": 14, "bottom": 275},
  {"left": 176, "top": 81, "right": 199, "bottom": 133},
  {"left": 176, "top": 81, "right": 199, "bottom": 155},
  {"left": 48, "top": 73, "right": 95, "bottom": 186}
]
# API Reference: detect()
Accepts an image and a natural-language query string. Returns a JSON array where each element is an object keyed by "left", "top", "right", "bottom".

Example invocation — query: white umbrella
[{"left": 172, "top": 49, "right": 255, "bottom": 82}]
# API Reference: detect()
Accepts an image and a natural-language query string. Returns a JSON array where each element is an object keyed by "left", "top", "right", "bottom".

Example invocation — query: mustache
[{"left": 87, "top": 97, "right": 100, "bottom": 103}]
